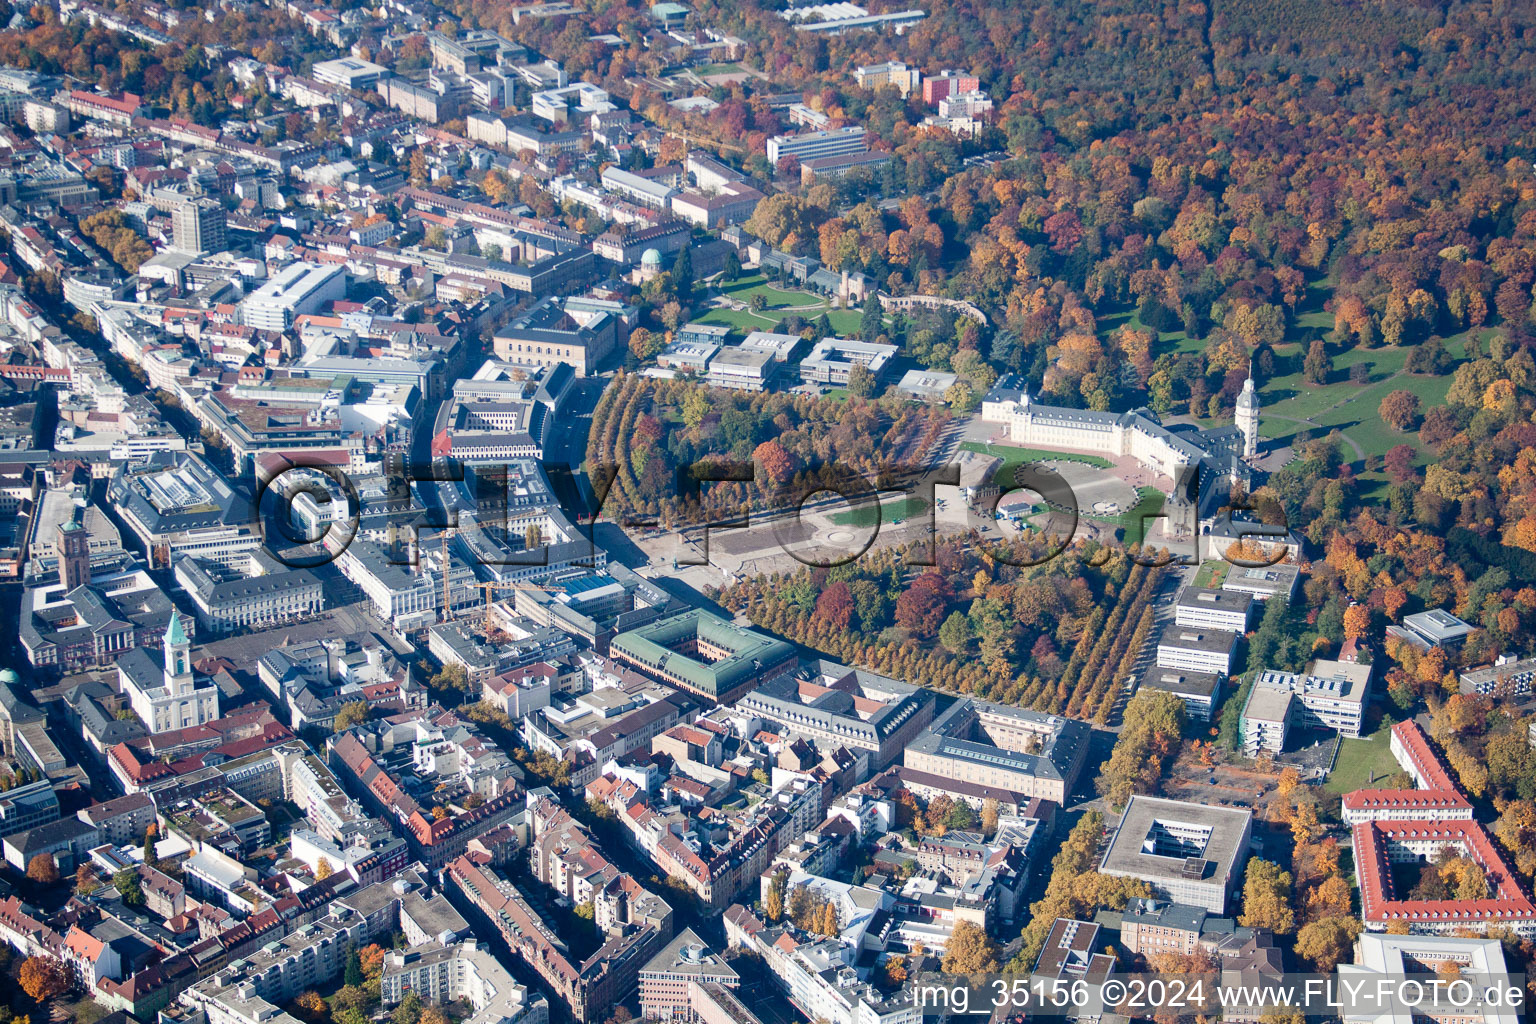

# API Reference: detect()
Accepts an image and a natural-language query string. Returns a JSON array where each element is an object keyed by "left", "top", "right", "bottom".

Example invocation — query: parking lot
[{"left": 1163, "top": 757, "right": 1282, "bottom": 817}]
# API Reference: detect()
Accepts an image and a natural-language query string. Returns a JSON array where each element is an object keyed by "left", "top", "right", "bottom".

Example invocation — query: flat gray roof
[
  {"left": 1101, "top": 796, "right": 1252, "bottom": 884},
  {"left": 1157, "top": 626, "right": 1239, "bottom": 654}
]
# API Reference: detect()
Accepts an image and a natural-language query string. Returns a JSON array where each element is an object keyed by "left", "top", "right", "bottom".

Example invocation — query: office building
[
  {"left": 1137, "top": 667, "right": 1222, "bottom": 723},
  {"left": 492, "top": 295, "right": 620, "bottom": 376},
  {"left": 1219, "top": 564, "right": 1300, "bottom": 603},
  {"left": 1155, "top": 625, "right": 1239, "bottom": 676},
  {"left": 1175, "top": 587, "right": 1253, "bottom": 632},
  {"left": 799, "top": 338, "right": 896, "bottom": 385},
  {"left": 610, "top": 610, "right": 797, "bottom": 704},
  {"left": 734, "top": 661, "right": 936, "bottom": 771},
  {"left": 1099, "top": 796, "right": 1253, "bottom": 913},
  {"left": 1239, "top": 658, "right": 1371, "bottom": 754},
  {"left": 670, "top": 181, "right": 763, "bottom": 229},
  {"left": 903, "top": 698, "right": 1089, "bottom": 803},
  {"left": 108, "top": 450, "right": 259, "bottom": 568},
  {"left": 766, "top": 127, "right": 868, "bottom": 166},
  {"left": 240, "top": 262, "right": 347, "bottom": 331},
  {"left": 1389, "top": 609, "right": 1475, "bottom": 650},
  {"left": 313, "top": 57, "right": 390, "bottom": 90},
  {"left": 638, "top": 929, "right": 739, "bottom": 1022},
  {"left": 704, "top": 348, "right": 774, "bottom": 391},
  {"left": 0, "top": 779, "right": 59, "bottom": 838}
]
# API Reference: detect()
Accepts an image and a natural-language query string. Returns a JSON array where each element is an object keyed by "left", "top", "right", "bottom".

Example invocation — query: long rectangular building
[
  {"left": 902, "top": 699, "right": 1088, "bottom": 803},
  {"left": 733, "top": 661, "right": 935, "bottom": 772}
]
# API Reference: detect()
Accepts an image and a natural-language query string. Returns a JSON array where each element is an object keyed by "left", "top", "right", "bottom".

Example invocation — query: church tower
[
  {"left": 163, "top": 610, "right": 193, "bottom": 694},
  {"left": 57, "top": 520, "right": 90, "bottom": 592},
  {"left": 1236, "top": 362, "right": 1260, "bottom": 459}
]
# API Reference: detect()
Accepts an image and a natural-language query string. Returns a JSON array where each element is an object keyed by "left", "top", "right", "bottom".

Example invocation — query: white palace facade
[{"left": 980, "top": 370, "right": 1264, "bottom": 538}]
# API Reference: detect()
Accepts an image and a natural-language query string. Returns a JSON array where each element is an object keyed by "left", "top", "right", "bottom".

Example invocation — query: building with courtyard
[
  {"left": 1099, "top": 795, "right": 1253, "bottom": 913},
  {"left": 610, "top": 610, "right": 797, "bottom": 703}
]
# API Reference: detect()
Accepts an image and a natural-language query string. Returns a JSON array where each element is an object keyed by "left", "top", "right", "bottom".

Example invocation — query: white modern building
[
  {"left": 1338, "top": 934, "right": 1520, "bottom": 1024},
  {"left": 530, "top": 82, "right": 613, "bottom": 123},
  {"left": 1175, "top": 587, "right": 1253, "bottom": 632},
  {"left": 800, "top": 338, "right": 896, "bottom": 385},
  {"left": 1155, "top": 626, "right": 1239, "bottom": 676},
  {"left": 766, "top": 127, "right": 868, "bottom": 166},
  {"left": 240, "top": 262, "right": 347, "bottom": 331},
  {"left": 312, "top": 57, "right": 390, "bottom": 90},
  {"left": 1239, "top": 658, "right": 1371, "bottom": 755}
]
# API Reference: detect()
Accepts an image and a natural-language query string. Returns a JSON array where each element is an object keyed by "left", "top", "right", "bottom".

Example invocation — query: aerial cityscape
[{"left": 0, "top": 0, "right": 1527, "bottom": 1023}]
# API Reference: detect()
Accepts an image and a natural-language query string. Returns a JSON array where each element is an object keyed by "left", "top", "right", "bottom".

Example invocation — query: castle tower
[
  {"left": 1236, "top": 362, "right": 1260, "bottom": 459},
  {"left": 57, "top": 520, "right": 90, "bottom": 592},
  {"left": 163, "top": 610, "right": 193, "bottom": 693}
]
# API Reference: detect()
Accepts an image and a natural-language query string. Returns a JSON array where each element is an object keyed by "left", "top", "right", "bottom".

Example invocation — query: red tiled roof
[
  {"left": 1353, "top": 817, "right": 1536, "bottom": 926},
  {"left": 1342, "top": 788, "right": 1471, "bottom": 812},
  {"left": 1391, "top": 720, "right": 1462, "bottom": 793}
]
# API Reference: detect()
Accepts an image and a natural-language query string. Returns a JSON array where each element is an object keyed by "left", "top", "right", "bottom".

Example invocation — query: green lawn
[
  {"left": 827, "top": 494, "right": 929, "bottom": 527},
  {"left": 1324, "top": 716, "right": 1401, "bottom": 795},
  {"left": 694, "top": 305, "right": 786, "bottom": 333},
  {"left": 1258, "top": 342, "right": 1457, "bottom": 463},
  {"left": 694, "top": 305, "right": 862, "bottom": 338},
  {"left": 721, "top": 274, "right": 827, "bottom": 310},
  {"left": 696, "top": 274, "right": 864, "bottom": 338},
  {"left": 1193, "top": 560, "right": 1230, "bottom": 589},
  {"left": 695, "top": 63, "right": 743, "bottom": 76},
  {"left": 960, "top": 441, "right": 1114, "bottom": 489},
  {"left": 1112, "top": 487, "right": 1166, "bottom": 547}
]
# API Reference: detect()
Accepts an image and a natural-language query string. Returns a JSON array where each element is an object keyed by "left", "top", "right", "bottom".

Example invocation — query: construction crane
[{"left": 477, "top": 579, "right": 559, "bottom": 633}]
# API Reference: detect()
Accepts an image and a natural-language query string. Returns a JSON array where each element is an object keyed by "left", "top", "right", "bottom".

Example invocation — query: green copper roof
[
  {"left": 167, "top": 609, "right": 187, "bottom": 646},
  {"left": 610, "top": 610, "right": 793, "bottom": 697}
]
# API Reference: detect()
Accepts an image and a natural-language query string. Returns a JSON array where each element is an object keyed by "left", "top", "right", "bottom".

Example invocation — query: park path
[
  {"left": 1261, "top": 364, "right": 1415, "bottom": 464},
  {"left": 1263, "top": 411, "right": 1366, "bottom": 462}
]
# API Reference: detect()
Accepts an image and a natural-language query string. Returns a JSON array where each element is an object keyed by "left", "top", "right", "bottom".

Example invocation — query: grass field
[
  {"left": 720, "top": 275, "right": 826, "bottom": 309},
  {"left": 1257, "top": 331, "right": 1478, "bottom": 472},
  {"left": 827, "top": 495, "right": 929, "bottom": 527},
  {"left": 695, "top": 63, "right": 743, "bottom": 76},
  {"left": 696, "top": 274, "right": 864, "bottom": 337},
  {"left": 1111, "top": 487, "right": 1167, "bottom": 547},
  {"left": 694, "top": 305, "right": 862, "bottom": 335},
  {"left": 1193, "top": 560, "right": 1230, "bottom": 589},
  {"left": 1324, "top": 716, "right": 1401, "bottom": 795},
  {"left": 960, "top": 441, "right": 1114, "bottom": 489}
]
